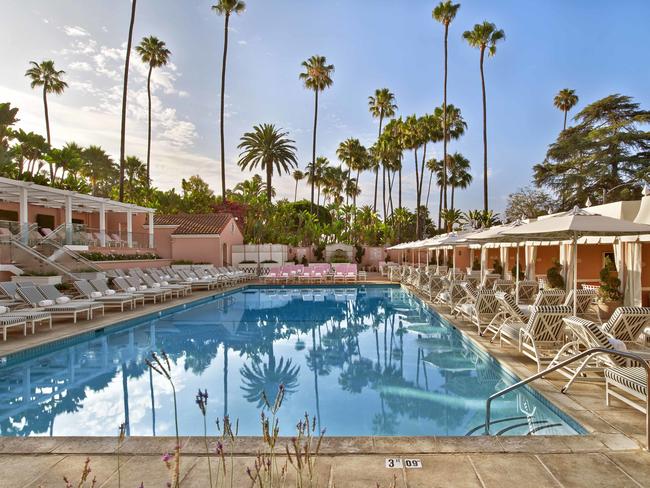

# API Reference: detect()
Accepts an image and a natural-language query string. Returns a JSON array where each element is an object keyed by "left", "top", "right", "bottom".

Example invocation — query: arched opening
[{"left": 222, "top": 243, "right": 229, "bottom": 266}]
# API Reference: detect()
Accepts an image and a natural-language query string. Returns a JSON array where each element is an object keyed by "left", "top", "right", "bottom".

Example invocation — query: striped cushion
[
  {"left": 0, "top": 316, "right": 24, "bottom": 325},
  {"left": 605, "top": 367, "right": 647, "bottom": 395},
  {"left": 501, "top": 322, "right": 525, "bottom": 340},
  {"left": 603, "top": 307, "right": 650, "bottom": 340}
]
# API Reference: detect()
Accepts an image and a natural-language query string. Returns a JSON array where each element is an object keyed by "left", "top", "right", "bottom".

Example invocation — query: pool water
[{"left": 0, "top": 286, "right": 584, "bottom": 437}]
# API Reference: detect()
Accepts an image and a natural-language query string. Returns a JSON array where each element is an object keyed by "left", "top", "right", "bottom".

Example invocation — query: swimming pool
[{"left": 0, "top": 285, "right": 584, "bottom": 437}]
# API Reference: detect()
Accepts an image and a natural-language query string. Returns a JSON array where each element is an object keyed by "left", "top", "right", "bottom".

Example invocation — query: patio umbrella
[
  {"left": 429, "top": 232, "right": 473, "bottom": 277},
  {"left": 502, "top": 207, "right": 650, "bottom": 315}
]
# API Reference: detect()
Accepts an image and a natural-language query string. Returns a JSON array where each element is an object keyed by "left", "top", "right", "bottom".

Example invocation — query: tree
[
  {"left": 447, "top": 152, "right": 472, "bottom": 211},
  {"left": 505, "top": 186, "right": 554, "bottom": 222},
  {"left": 368, "top": 89, "right": 397, "bottom": 212},
  {"left": 136, "top": 36, "right": 171, "bottom": 183},
  {"left": 80, "top": 145, "right": 118, "bottom": 196},
  {"left": 180, "top": 175, "right": 218, "bottom": 213},
  {"left": 534, "top": 94, "right": 650, "bottom": 208},
  {"left": 212, "top": 0, "right": 246, "bottom": 201},
  {"left": 292, "top": 169, "right": 304, "bottom": 202},
  {"left": 0, "top": 103, "right": 20, "bottom": 170},
  {"left": 118, "top": 0, "right": 138, "bottom": 202},
  {"left": 554, "top": 88, "right": 579, "bottom": 131},
  {"left": 24, "top": 60, "right": 67, "bottom": 179},
  {"left": 237, "top": 124, "right": 298, "bottom": 202},
  {"left": 433, "top": 1, "right": 461, "bottom": 215},
  {"left": 299, "top": 55, "right": 334, "bottom": 209},
  {"left": 306, "top": 156, "right": 330, "bottom": 207},
  {"left": 463, "top": 21, "right": 505, "bottom": 212},
  {"left": 462, "top": 209, "right": 501, "bottom": 229},
  {"left": 337, "top": 138, "right": 368, "bottom": 211},
  {"left": 432, "top": 103, "right": 466, "bottom": 211}
]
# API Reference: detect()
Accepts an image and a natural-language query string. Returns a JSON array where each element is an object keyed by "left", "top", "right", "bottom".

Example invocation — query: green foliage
[
  {"left": 81, "top": 251, "right": 160, "bottom": 261},
  {"left": 171, "top": 259, "right": 194, "bottom": 265},
  {"left": 354, "top": 244, "right": 365, "bottom": 264},
  {"left": 534, "top": 94, "right": 650, "bottom": 209},
  {"left": 313, "top": 243, "right": 325, "bottom": 262},
  {"left": 300, "top": 255, "right": 309, "bottom": 266},
  {"left": 463, "top": 209, "right": 501, "bottom": 229},
  {"left": 330, "top": 250, "right": 349, "bottom": 263},
  {"left": 598, "top": 258, "right": 622, "bottom": 302},
  {"left": 505, "top": 186, "right": 554, "bottom": 221},
  {"left": 546, "top": 260, "right": 565, "bottom": 289}
]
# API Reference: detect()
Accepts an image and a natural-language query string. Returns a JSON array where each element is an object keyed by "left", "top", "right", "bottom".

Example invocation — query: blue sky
[{"left": 2, "top": 0, "right": 649, "bottom": 215}]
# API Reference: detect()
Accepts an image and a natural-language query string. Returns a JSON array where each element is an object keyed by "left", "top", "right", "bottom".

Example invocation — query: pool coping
[{"left": 0, "top": 281, "right": 646, "bottom": 455}]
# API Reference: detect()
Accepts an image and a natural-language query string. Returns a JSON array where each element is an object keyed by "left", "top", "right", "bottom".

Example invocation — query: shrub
[
  {"left": 172, "top": 259, "right": 194, "bottom": 265},
  {"left": 546, "top": 260, "right": 565, "bottom": 289},
  {"left": 492, "top": 259, "right": 503, "bottom": 276},
  {"left": 598, "top": 259, "right": 622, "bottom": 302},
  {"left": 239, "top": 260, "right": 256, "bottom": 264},
  {"left": 511, "top": 263, "right": 525, "bottom": 280},
  {"left": 313, "top": 243, "right": 325, "bottom": 262},
  {"left": 300, "top": 255, "right": 309, "bottom": 266},
  {"left": 82, "top": 251, "right": 161, "bottom": 261},
  {"left": 354, "top": 244, "right": 365, "bottom": 264},
  {"left": 471, "top": 258, "right": 481, "bottom": 271},
  {"left": 261, "top": 259, "right": 278, "bottom": 264}
]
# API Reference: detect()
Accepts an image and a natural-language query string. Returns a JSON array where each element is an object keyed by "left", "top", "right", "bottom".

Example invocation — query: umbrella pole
[
  {"left": 480, "top": 244, "right": 484, "bottom": 284},
  {"left": 515, "top": 243, "right": 520, "bottom": 304},
  {"left": 453, "top": 247, "right": 456, "bottom": 276},
  {"left": 573, "top": 233, "right": 578, "bottom": 316}
]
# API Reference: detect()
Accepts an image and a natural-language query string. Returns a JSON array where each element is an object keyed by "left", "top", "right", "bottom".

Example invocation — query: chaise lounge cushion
[{"left": 605, "top": 367, "right": 647, "bottom": 396}]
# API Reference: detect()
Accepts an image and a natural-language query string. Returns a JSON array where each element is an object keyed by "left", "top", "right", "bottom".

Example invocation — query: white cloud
[
  {"left": 237, "top": 40, "right": 247, "bottom": 45},
  {"left": 63, "top": 25, "right": 91, "bottom": 37},
  {"left": 69, "top": 61, "right": 93, "bottom": 72}
]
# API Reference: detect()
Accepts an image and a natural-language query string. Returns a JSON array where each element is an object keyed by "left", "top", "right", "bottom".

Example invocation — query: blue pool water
[{"left": 0, "top": 285, "right": 584, "bottom": 437}]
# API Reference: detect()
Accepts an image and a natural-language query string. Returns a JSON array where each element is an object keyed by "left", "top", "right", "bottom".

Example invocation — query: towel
[
  {"left": 139, "top": 285, "right": 147, "bottom": 291},
  {"left": 104, "top": 289, "right": 116, "bottom": 296},
  {"left": 607, "top": 337, "right": 627, "bottom": 351},
  {"left": 0, "top": 306, "right": 7, "bottom": 314},
  {"left": 38, "top": 299, "right": 54, "bottom": 307},
  {"left": 161, "top": 281, "right": 169, "bottom": 286},
  {"left": 89, "top": 292, "right": 102, "bottom": 299},
  {"left": 127, "top": 287, "right": 136, "bottom": 293},
  {"left": 152, "top": 283, "right": 161, "bottom": 288},
  {"left": 56, "top": 296, "right": 72, "bottom": 304}
]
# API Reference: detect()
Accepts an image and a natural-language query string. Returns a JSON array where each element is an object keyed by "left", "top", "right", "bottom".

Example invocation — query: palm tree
[
  {"left": 212, "top": 0, "right": 246, "bottom": 201},
  {"left": 118, "top": 0, "right": 138, "bottom": 202},
  {"left": 463, "top": 21, "right": 505, "bottom": 212},
  {"left": 25, "top": 60, "right": 67, "bottom": 179},
  {"left": 448, "top": 152, "right": 472, "bottom": 211},
  {"left": 433, "top": 1, "right": 461, "bottom": 215},
  {"left": 432, "top": 103, "right": 466, "bottom": 211},
  {"left": 554, "top": 88, "right": 579, "bottom": 131},
  {"left": 135, "top": 36, "right": 171, "bottom": 183},
  {"left": 292, "top": 169, "right": 304, "bottom": 202},
  {"left": 336, "top": 138, "right": 368, "bottom": 211},
  {"left": 81, "top": 146, "right": 116, "bottom": 196},
  {"left": 237, "top": 124, "right": 297, "bottom": 202},
  {"left": 306, "top": 156, "right": 330, "bottom": 207},
  {"left": 368, "top": 89, "right": 397, "bottom": 212},
  {"left": 299, "top": 55, "right": 334, "bottom": 209}
]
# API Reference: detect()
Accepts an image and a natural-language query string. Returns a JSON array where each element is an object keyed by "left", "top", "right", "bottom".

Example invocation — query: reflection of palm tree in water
[{"left": 240, "top": 340, "right": 299, "bottom": 409}]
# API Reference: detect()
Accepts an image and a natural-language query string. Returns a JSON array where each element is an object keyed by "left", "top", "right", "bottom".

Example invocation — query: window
[
  {"left": 36, "top": 214, "right": 55, "bottom": 230},
  {"left": 0, "top": 210, "right": 18, "bottom": 222}
]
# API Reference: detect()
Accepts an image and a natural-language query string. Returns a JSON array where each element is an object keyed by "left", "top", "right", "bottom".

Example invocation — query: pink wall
[
  {"left": 93, "top": 259, "right": 173, "bottom": 270},
  {"left": 171, "top": 236, "right": 222, "bottom": 265}
]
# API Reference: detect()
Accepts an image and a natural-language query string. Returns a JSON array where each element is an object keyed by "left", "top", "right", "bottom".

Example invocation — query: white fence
[{"left": 232, "top": 244, "right": 289, "bottom": 265}]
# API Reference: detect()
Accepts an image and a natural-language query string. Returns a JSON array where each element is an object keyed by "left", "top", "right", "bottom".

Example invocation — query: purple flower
[{"left": 161, "top": 452, "right": 173, "bottom": 463}]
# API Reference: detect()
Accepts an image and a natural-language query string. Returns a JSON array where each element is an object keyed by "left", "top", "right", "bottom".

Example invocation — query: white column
[
  {"left": 99, "top": 203, "right": 106, "bottom": 247},
  {"left": 65, "top": 195, "right": 73, "bottom": 245},
  {"left": 148, "top": 212, "right": 154, "bottom": 249},
  {"left": 126, "top": 209, "right": 133, "bottom": 248},
  {"left": 19, "top": 187, "right": 29, "bottom": 244}
]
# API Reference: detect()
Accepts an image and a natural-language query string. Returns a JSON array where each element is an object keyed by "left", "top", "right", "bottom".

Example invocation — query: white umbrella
[
  {"left": 502, "top": 207, "right": 650, "bottom": 315},
  {"left": 429, "top": 232, "right": 473, "bottom": 277}
]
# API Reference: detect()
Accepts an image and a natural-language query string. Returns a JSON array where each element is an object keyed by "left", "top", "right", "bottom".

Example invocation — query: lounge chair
[
  {"left": 124, "top": 276, "right": 172, "bottom": 302},
  {"left": 481, "top": 273, "right": 501, "bottom": 290},
  {"left": 492, "top": 279, "right": 514, "bottom": 294},
  {"left": 484, "top": 292, "right": 530, "bottom": 339},
  {"left": 499, "top": 305, "right": 572, "bottom": 371},
  {"left": 452, "top": 282, "right": 479, "bottom": 317},
  {"left": 605, "top": 367, "right": 648, "bottom": 413},
  {"left": 91, "top": 278, "right": 146, "bottom": 306},
  {"left": 38, "top": 284, "right": 105, "bottom": 318},
  {"left": 140, "top": 274, "right": 191, "bottom": 298},
  {"left": 516, "top": 280, "right": 539, "bottom": 303},
  {"left": 17, "top": 286, "right": 92, "bottom": 323},
  {"left": 433, "top": 279, "right": 465, "bottom": 309},
  {"left": 533, "top": 288, "right": 566, "bottom": 306},
  {"left": 600, "top": 307, "right": 650, "bottom": 344},
  {"left": 0, "top": 308, "right": 28, "bottom": 341},
  {"left": 74, "top": 280, "right": 136, "bottom": 311},
  {"left": 346, "top": 264, "right": 358, "bottom": 282},
  {"left": 175, "top": 270, "right": 218, "bottom": 290},
  {"left": 426, "top": 275, "right": 446, "bottom": 301},
  {"left": 456, "top": 288, "right": 500, "bottom": 334},
  {"left": 549, "top": 316, "right": 638, "bottom": 392},
  {"left": 563, "top": 289, "right": 597, "bottom": 317}
]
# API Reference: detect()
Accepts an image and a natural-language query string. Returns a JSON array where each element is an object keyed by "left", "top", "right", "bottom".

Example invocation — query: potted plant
[
  {"left": 597, "top": 261, "right": 622, "bottom": 319},
  {"left": 546, "top": 260, "right": 565, "bottom": 289},
  {"left": 471, "top": 258, "right": 481, "bottom": 271},
  {"left": 492, "top": 259, "right": 503, "bottom": 277}
]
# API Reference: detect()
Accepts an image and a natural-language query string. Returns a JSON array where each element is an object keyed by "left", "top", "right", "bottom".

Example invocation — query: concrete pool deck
[{"left": 1, "top": 276, "right": 649, "bottom": 487}]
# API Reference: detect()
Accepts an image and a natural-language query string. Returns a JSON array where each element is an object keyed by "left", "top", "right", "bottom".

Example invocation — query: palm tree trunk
[
  {"left": 480, "top": 46, "right": 488, "bottom": 212},
  {"left": 119, "top": 0, "right": 137, "bottom": 202},
  {"left": 42, "top": 87, "right": 54, "bottom": 181},
  {"left": 414, "top": 148, "right": 421, "bottom": 239},
  {"left": 451, "top": 184, "right": 456, "bottom": 212},
  {"left": 310, "top": 90, "right": 319, "bottom": 210},
  {"left": 145, "top": 64, "right": 153, "bottom": 184},
  {"left": 398, "top": 164, "right": 402, "bottom": 209},
  {"left": 294, "top": 179, "right": 298, "bottom": 202},
  {"left": 219, "top": 13, "right": 231, "bottom": 201},
  {"left": 442, "top": 23, "right": 449, "bottom": 212},
  {"left": 438, "top": 185, "right": 443, "bottom": 229},
  {"left": 382, "top": 165, "right": 387, "bottom": 221},
  {"left": 373, "top": 113, "right": 384, "bottom": 212},
  {"left": 266, "top": 163, "right": 273, "bottom": 203},
  {"left": 563, "top": 109, "right": 568, "bottom": 131}
]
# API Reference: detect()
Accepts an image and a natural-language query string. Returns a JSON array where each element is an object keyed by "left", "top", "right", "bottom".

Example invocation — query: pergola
[{"left": 0, "top": 176, "right": 155, "bottom": 248}]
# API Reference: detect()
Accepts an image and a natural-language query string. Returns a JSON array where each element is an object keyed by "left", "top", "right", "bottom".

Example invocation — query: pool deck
[{"left": 1, "top": 276, "right": 650, "bottom": 487}]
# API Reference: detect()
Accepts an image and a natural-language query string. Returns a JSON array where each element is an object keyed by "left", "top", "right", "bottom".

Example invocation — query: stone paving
[{"left": 1, "top": 277, "right": 650, "bottom": 487}]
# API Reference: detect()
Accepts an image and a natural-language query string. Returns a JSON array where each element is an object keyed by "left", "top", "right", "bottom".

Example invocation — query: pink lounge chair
[
  {"left": 346, "top": 264, "right": 358, "bottom": 282},
  {"left": 264, "top": 267, "right": 282, "bottom": 282},
  {"left": 333, "top": 264, "right": 347, "bottom": 282}
]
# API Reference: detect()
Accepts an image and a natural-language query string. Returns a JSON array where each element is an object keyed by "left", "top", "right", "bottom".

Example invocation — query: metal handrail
[{"left": 485, "top": 347, "right": 650, "bottom": 450}]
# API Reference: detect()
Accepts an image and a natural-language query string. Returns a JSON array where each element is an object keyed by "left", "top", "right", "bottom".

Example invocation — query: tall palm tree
[
  {"left": 212, "top": 0, "right": 246, "bottom": 201},
  {"left": 81, "top": 145, "right": 116, "bottom": 196},
  {"left": 292, "top": 169, "right": 304, "bottom": 202},
  {"left": 306, "top": 156, "right": 330, "bottom": 207},
  {"left": 368, "top": 89, "right": 397, "bottom": 212},
  {"left": 336, "top": 138, "right": 368, "bottom": 212},
  {"left": 463, "top": 21, "right": 505, "bottom": 212},
  {"left": 118, "top": 0, "right": 138, "bottom": 202},
  {"left": 432, "top": 103, "right": 466, "bottom": 211},
  {"left": 299, "top": 55, "right": 334, "bottom": 209},
  {"left": 25, "top": 60, "right": 67, "bottom": 179},
  {"left": 135, "top": 36, "right": 171, "bottom": 183},
  {"left": 554, "top": 88, "right": 579, "bottom": 131},
  {"left": 447, "top": 152, "right": 472, "bottom": 211},
  {"left": 237, "top": 124, "right": 297, "bottom": 202},
  {"left": 433, "top": 1, "right": 460, "bottom": 215}
]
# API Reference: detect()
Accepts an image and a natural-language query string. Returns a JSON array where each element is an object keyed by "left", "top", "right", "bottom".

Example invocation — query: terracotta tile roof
[{"left": 152, "top": 213, "right": 236, "bottom": 235}]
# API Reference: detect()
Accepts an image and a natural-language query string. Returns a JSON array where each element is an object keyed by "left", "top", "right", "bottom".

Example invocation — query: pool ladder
[{"left": 484, "top": 347, "right": 650, "bottom": 450}]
